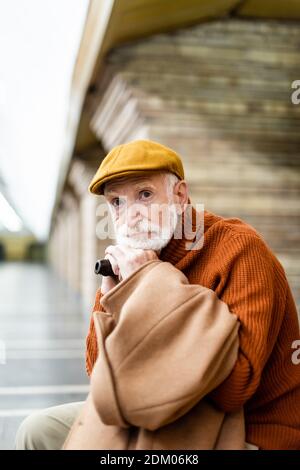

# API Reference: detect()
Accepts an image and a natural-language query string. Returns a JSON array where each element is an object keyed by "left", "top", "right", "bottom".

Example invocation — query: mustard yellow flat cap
[{"left": 88, "top": 139, "right": 185, "bottom": 195}]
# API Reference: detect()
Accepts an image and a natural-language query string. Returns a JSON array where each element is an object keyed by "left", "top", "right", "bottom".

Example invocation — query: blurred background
[{"left": 0, "top": 0, "right": 300, "bottom": 449}]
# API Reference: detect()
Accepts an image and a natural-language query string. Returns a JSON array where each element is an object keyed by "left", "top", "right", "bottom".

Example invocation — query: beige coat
[{"left": 63, "top": 259, "right": 247, "bottom": 450}]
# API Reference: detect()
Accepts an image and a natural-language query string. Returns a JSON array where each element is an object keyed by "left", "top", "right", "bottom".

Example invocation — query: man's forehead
[{"left": 104, "top": 172, "right": 163, "bottom": 194}]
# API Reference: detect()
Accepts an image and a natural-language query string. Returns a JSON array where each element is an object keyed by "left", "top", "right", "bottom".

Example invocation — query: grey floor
[{"left": 0, "top": 261, "right": 90, "bottom": 449}]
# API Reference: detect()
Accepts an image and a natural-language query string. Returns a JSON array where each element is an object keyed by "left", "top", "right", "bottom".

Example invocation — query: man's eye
[
  {"left": 111, "top": 198, "right": 123, "bottom": 208},
  {"left": 140, "top": 190, "right": 152, "bottom": 200}
]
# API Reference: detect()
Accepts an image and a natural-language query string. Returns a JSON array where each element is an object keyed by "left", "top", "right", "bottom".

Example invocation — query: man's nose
[{"left": 126, "top": 204, "right": 145, "bottom": 228}]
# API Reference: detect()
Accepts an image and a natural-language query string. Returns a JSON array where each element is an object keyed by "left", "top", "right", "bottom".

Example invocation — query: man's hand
[{"left": 100, "top": 245, "right": 158, "bottom": 295}]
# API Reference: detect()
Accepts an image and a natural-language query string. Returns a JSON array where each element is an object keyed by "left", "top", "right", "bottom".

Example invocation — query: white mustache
[{"left": 117, "top": 218, "right": 161, "bottom": 238}]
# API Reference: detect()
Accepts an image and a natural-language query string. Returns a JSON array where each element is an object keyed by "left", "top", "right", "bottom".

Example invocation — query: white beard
[{"left": 115, "top": 203, "right": 179, "bottom": 252}]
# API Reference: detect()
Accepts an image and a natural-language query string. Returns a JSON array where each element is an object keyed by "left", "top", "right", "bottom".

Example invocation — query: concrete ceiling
[
  {"left": 52, "top": 0, "right": 300, "bottom": 224},
  {"left": 73, "top": 0, "right": 300, "bottom": 154}
]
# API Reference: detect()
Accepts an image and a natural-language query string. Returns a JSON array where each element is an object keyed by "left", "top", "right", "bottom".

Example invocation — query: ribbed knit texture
[{"left": 86, "top": 203, "right": 300, "bottom": 450}]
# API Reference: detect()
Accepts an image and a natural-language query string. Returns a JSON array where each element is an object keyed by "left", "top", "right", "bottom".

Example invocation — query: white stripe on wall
[
  {"left": 0, "top": 385, "right": 89, "bottom": 395},
  {"left": 0, "top": 409, "right": 44, "bottom": 417},
  {"left": 4, "top": 339, "right": 85, "bottom": 349},
  {"left": 6, "top": 350, "right": 85, "bottom": 359}
]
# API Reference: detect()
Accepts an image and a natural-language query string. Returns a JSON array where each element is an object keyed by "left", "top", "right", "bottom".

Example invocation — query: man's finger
[
  {"left": 105, "top": 244, "right": 134, "bottom": 264},
  {"left": 105, "top": 244, "right": 126, "bottom": 256}
]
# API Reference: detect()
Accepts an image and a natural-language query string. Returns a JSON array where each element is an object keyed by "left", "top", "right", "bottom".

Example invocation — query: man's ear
[{"left": 174, "top": 180, "right": 189, "bottom": 211}]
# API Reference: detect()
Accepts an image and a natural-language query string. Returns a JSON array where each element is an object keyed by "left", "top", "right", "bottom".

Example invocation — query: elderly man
[{"left": 15, "top": 139, "right": 300, "bottom": 450}]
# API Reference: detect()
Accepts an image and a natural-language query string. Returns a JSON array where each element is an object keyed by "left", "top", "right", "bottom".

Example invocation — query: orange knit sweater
[{"left": 86, "top": 205, "right": 300, "bottom": 450}]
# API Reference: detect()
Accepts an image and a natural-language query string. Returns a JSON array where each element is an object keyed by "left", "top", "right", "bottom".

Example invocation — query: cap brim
[{"left": 89, "top": 169, "right": 164, "bottom": 195}]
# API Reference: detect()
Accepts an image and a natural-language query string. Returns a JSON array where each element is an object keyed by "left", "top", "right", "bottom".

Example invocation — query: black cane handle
[{"left": 94, "top": 258, "right": 116, "bottom": 277}]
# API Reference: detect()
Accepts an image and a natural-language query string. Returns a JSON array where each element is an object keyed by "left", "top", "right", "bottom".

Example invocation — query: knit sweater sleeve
[
  {"left": 85, "top": 288, "right": 105, "bottom": 377},
  {"left": 208, "top": 231, "right": 287, "bottom": 413}
]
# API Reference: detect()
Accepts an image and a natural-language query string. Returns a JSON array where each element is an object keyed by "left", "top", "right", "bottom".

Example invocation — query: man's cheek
[
  {"left": 114, "top": 212, "right": 125, "bottom": 227},
  {"left": 148, "top": 205, "right": 161, "bottom": 225}
]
